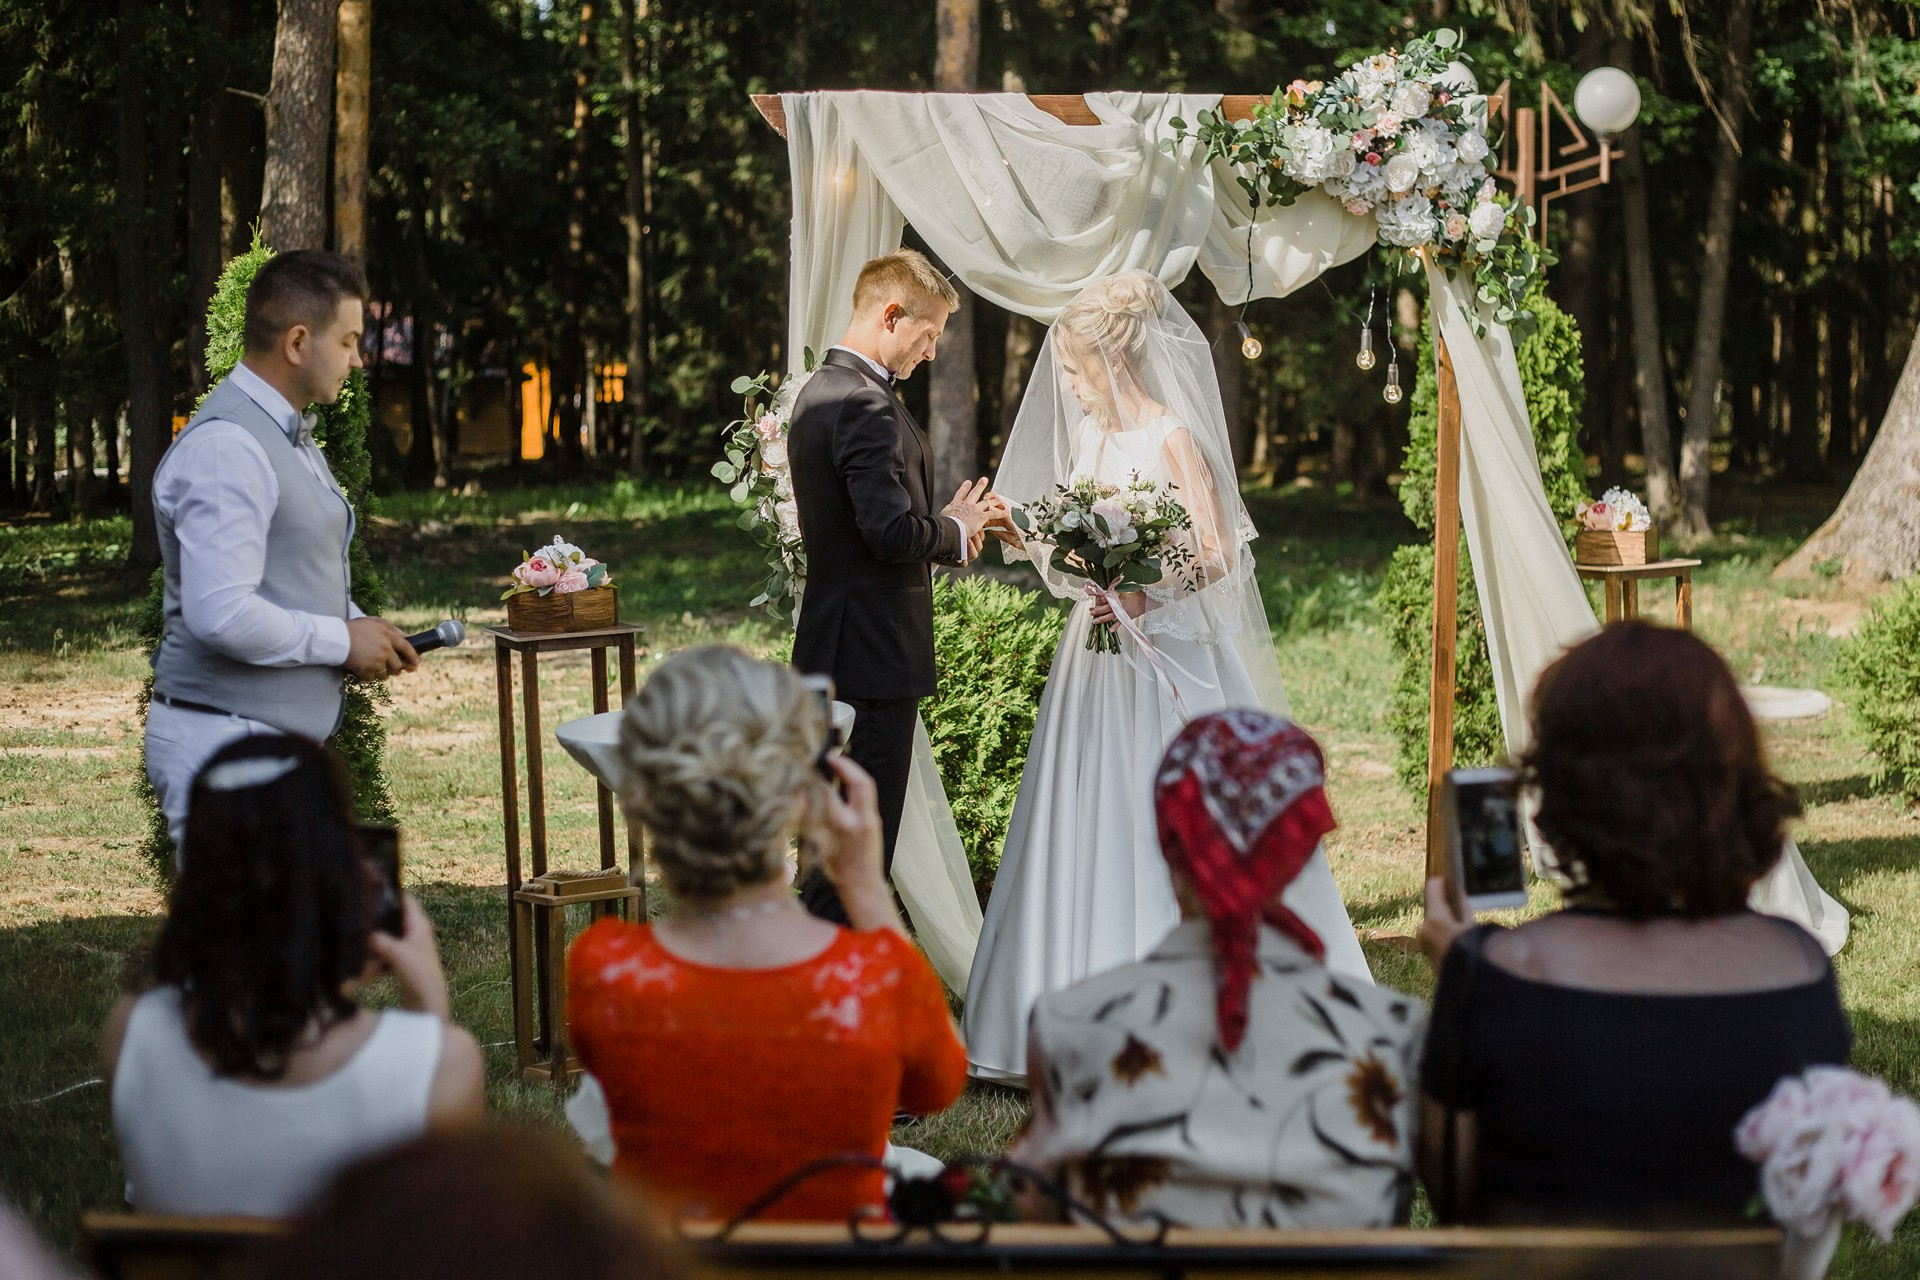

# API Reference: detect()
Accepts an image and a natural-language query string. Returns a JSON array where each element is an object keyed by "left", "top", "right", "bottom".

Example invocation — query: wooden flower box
[
  {"left": 506, "top": 585, "right": 619, "bottom": 634},
  {"left": 1575, "top": 528, "right": 1658, "bottom": 567}
]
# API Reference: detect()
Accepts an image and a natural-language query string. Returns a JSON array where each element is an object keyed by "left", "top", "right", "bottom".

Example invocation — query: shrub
[
  {"left": 926, "top": 576, "right": 1067, "bottom": 899},
  {"left": 1376, "top": 281, "right": 1587, "bottom": 792},
  {"left": 1834, "top": 576, "right": 1920, "bottom": 806},
  {"left": 139, "top": 238, "right": 397, "bottom": 876}
]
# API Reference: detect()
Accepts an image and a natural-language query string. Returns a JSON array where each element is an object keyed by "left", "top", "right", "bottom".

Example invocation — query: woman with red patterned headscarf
[{"left": 1012, "top": 710, "right": 1424, "bottom": 1228}]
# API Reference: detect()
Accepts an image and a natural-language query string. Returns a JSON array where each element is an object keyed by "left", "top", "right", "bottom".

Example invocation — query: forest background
[{"left": 4, "top": 0, "right": 1920, "bottom": 553}]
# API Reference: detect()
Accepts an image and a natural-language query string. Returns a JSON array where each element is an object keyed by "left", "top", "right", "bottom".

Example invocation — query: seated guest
[
  {"left": 1418, "top": 621, "right": 1852, "bottom": 1226},
  {"left": 1015, "top": 711, "right": 1426, "bottom": 1228},
  {"left": 568, "top": 645, "right": 967, "bottom": 1222},
  {"left": 102, "top": 736, "right": 483, "bottom": 1216},
  {"left": 257, "top": 1128, "right": 685, "bottom": 1280}
]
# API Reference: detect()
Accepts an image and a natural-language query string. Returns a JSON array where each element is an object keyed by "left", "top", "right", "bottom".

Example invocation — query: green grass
[{"left": 3, "top": 476, "right": 1918, "bottom": 1274}]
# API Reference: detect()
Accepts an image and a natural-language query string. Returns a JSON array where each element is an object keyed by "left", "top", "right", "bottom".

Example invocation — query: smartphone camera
[
  {"left": 358, "top": 823, "right": 406, "bottom": 937},
  {"left": 1443, "top": 767, "right": 1529, "bottom": 912},
  {"left": 800, "top": 674, "right": 844, "bottom": 784}
]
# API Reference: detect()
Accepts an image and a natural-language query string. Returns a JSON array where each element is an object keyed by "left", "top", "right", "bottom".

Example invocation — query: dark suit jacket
[{"left": 790, "top": 348, "right": 964, "bottom": 700}]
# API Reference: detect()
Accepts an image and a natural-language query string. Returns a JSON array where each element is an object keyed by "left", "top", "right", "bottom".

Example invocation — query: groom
[{"left": 789, "top": 249, "right": 1002, "bottom": 924}]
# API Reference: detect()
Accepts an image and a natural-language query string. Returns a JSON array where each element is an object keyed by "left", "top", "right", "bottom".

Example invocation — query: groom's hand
[{"left": 940, "top": 478, "right": 996, "bottom": 539}]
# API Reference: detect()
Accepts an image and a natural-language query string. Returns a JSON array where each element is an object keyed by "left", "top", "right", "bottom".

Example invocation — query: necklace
[{"left": 698, "top": 896, "right": 798, "bottom": 924}]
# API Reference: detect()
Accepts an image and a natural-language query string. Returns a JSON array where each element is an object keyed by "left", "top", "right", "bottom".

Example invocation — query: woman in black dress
[{"left": 1417, "top": 621, "right": 1851, "bottom": 1226}]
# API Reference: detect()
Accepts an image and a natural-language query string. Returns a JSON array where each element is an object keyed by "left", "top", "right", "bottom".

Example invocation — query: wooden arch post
[{"left": 751, "top": 91, "right": 1469, "bottom": 880}]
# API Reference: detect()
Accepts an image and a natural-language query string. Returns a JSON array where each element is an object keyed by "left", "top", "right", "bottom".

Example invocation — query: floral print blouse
[{"left": 1014, "top": 920, "right": 1425, "bottom": 1229}]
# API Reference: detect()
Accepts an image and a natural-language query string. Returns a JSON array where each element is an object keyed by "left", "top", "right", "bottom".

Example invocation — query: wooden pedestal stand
[
  {"left": 1575, "top": 558, "right": 1703, "bottom": 629},
  {"left": 489, "top": 622, "right": 647, "bottom": 1084}
]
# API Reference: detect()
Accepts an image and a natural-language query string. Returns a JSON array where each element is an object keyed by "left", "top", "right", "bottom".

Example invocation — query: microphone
[{"left": 404, "top": 619, "right": 467, "bottom": 655}]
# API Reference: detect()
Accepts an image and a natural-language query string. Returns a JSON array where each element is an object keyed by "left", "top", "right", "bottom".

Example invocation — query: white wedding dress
[{"left": 962, "top": 414, "right": 1371, "bottom": 1082}]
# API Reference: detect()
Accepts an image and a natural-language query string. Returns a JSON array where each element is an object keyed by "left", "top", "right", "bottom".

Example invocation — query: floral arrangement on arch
[
  {"left": 1576, "top": 487, "right": 1651, "bottom": 533},
  {"left": 500, "top": 536, "right": 612, "bottom": 600},
  {"left": 1170, "top": 28, "right": 1546, "bottom": 337},
  {"left": 714, "top": 355, "right": 817, "bottom": 622}
]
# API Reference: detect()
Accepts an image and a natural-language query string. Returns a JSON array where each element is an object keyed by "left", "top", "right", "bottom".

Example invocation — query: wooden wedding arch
[{"left": 753, "top": 92, "right": 1469, "bottom": 880}]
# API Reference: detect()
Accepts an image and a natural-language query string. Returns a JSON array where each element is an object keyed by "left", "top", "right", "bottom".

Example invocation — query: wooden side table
[
  {"left": 1573, "top": 558, "right": 1704, "bottom": 630},
  {"left": 489, "top": 622, "right": 647, "bottom": 1083}
]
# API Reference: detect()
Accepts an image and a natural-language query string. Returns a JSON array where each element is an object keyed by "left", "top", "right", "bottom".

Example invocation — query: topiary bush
[
  {"left": 926, "top": 575, "right": 1067, "bottom": 900},
  {"left": 1375, "top": 281, "right": 1587, "bottom": 792},
  {"left": 139, "top": 237, "right": 397, "bottom": 876},
  {"left": 1833, "top": 576, "right": 1920, "bottom": 806}
]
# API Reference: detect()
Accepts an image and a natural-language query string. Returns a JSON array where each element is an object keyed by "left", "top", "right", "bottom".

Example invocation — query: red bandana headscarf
[{"left": 1154, "top": 709, "right": 1338, "bottom": 1054}]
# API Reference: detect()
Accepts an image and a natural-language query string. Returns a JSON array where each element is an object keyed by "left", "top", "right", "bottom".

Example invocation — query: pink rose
[
  {"left": 552, "top": 569, "right": 591, "bottom": 594},
  {"left": 754, "top": 412, "right": 782, "bottom": 442},
  {"left": 1840, "top": 1097, "right": 1920, "bottom": 1240},
  {"left": 517, "top": 555, "right": 561, "bottom": 589}
]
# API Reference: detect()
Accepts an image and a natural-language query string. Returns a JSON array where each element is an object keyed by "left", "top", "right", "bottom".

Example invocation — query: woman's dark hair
[
  {"left": 255, "top": 1127, "right": 686, "bottom": 1280},
  {"left": 1521, "top": 621, "right": 1800, "bottom": 918},
  {"left": 152, "top": 734, "right": 369, "bottom": 1079}
]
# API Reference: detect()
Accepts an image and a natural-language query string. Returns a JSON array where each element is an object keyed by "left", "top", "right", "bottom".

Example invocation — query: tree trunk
[
  {"left": 1783, "top": 296, "right": 1825, "bottom": 482},
  {"left": 929, "top": 0, "right": 980, "bottom": 497},
  {"left": 1674, "top": 0, "right": 1757, "bottom": 540},
  {"left": 118, "top": 0, "right": 168, "bottom": 569},
  {"left": 259, "top": 0, "right": 338, "bottom": 251},
  {"left": 332, "top": 0, "right": 372, "bottom": 266},
  {"left": 554, "top": 0, "right": 595, "bottom": 474},
  {"left": 186, "top": 10, "right": 226, "bottom": 396},
  {"left": 996, "top": 313, "right": 1036, "bottom": 470},
  {"left": 1559, "top": 194, "right": 1608, "bottom": 478},
  {"left": 1775, "top": 325, "right": 1920, "bottom": 582},
  {"left": 620, "top": 0, "right": 651, "bottom": 475},
  {"left": 1611, "top": 35, "right": 1677, "bottom": 522}
]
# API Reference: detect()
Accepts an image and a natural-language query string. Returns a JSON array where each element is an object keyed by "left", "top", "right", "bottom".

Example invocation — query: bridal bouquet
[
  {"left": 1736, "top": 1066, "right": 1920, "bottom": 1275},
  {"left": 500, "top": 536, "right": 612, "bottom": 600},
  {"left": 1575, "top": 487, "right": 1651, "bottom": 533},
  {"left": 1170, "top": 28, "right": 1544, "bottom": 336},
  {"left": 714, "top": 357, "right": 816, "bottom": 622},
  {"left": 1012, "top": 473, "right": 1196, "bottom": 654}
]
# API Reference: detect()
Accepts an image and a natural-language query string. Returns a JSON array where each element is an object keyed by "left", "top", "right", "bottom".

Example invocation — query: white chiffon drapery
[{"left": 779, "top": 90, "right": 1845, "bottom": 984}]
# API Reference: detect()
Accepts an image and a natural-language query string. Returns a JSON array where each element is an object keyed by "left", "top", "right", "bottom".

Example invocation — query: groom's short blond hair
[{"left": 853, "top": 249, "right": 958, "bottom": 319}]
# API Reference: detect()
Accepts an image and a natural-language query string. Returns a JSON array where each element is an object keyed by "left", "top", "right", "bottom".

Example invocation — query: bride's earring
[{"left": 1356, "top": 289, "right": 1377, "bottom": 371}]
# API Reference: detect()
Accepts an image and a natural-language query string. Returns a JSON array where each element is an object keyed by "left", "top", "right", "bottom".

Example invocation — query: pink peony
[
  {"left": 551, "top": 569, "right": 591, "bottom": 594},
  {"left": 1841, "top": 1097, "right": 1920, "bottom": 1241},
  {"left": 517, "top": 555, "right": 561, "bottom": 589}
]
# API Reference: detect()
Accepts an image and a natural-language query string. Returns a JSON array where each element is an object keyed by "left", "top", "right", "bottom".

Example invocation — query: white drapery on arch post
[{"left": 752, "top": 90, "right": 1844, "bottom": 987}]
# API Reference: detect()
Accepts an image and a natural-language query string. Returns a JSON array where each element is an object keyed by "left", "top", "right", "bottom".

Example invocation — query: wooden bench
[{"left": 84, "top": 1213, "right": 1783, "bottom": 1280}]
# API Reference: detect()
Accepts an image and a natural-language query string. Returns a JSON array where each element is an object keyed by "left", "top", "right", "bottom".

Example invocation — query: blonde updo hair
[
  {"left": 1053, "top": 272, "right": 1161, "bottom": 368},
  {"left": 615, "top": 645, "right": 829, "bottom": 902}
]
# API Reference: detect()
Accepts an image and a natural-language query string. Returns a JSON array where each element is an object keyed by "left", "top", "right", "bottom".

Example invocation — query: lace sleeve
[{"left": 1139, "top": 424, "right": 1247, "bottom": 644}]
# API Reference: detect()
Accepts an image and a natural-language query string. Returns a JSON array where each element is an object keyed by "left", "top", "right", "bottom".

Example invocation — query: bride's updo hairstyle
[
  {"left": 1053, "top": 272, "right": 1160, "bottom": 369},
  {"left": 615, "top": 645, "right": 830, "bottom": 902}
]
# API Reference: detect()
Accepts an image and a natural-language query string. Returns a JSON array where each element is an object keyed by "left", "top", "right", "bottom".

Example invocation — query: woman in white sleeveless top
[{"left": 101, "top": 736, "right": 483, "bottom": 1217}]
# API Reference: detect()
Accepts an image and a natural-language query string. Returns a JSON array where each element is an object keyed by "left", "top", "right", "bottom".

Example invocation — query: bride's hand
[{"left": 1089, "top": 591, "right": 1148, "bottom": 626}]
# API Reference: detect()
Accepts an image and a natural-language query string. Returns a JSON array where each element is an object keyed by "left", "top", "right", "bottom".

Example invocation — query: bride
[{"left": 963, "top": 273, "right": 1371, "bottom": 1082}]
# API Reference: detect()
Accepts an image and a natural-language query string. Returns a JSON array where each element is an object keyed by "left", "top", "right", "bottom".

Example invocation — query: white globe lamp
[{"left": 1573, "top": 67, "right": 1641, "bottom": 138}]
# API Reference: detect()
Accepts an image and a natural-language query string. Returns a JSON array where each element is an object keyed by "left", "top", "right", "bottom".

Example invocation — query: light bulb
[
  {"left": 1356, "top": 328, "right": 1376, "bottom": 370},
  {"left": 1383, "top": 360, "right": 1403, "bottom": 405},
  {"left": 1236, "top": 320, "right": 1262, "bottom": 361}
]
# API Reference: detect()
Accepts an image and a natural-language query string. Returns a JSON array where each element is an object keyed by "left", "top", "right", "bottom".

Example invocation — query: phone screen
[
  {"left": 1453, "top": 778, "right": 1527, "bottom": 900},
  {"left": 800, "top": 674, "right": 843, "bottom": 780},
  {"left": 359, "top": 824, "right": 405, "bottom": 937}
]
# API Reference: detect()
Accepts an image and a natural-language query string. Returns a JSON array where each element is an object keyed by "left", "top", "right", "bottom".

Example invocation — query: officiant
[{"left": 145, "top": 250, "right": 420, "bottom": 854}]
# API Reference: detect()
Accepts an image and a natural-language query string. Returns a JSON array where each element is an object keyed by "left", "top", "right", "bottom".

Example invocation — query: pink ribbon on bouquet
[{"left": 1085, "top": 581, "right": 1217, "bottom": 724}]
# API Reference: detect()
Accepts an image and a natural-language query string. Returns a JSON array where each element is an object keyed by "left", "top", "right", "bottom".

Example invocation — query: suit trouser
[
  {"left": 144, "top": 700, "right": 287, "bottom": 861},
  {"left": 799, "top": 695, "right": 919, "bottom": 926}
]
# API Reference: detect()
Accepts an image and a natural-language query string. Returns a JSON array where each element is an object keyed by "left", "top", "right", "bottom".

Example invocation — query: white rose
[
  {"left": 759, "top": 437, "right": 788, "bottom": 470},
  {"left": 1391, "top": 81, "right": 1431, "bottom": 118},
  {"left": 1455, "top": 130, "right": 1489, "bottom": 164},
  {"left": 775, "top": 499, "right": 800, "bottom": 540},
  {"left": 1329, "top": 149, "right": 1357, "bottom": 179},
  {"left": 1060, "top": 509, "right": 1082, "bottom": 529},
  {"left": 1375, "top": 193, "right": 1436, "bottom": 247},
  {"left": 1469, "top": 199, "right": 1507, "bottom": 240},
  {"left": 1384, "top": 153, "right": 1422, "bottom": 194}
]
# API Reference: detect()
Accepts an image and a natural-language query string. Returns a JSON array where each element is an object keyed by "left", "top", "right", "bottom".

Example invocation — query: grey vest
[{"left": 152, "top": 377, "right": 354, "bottom": 739}]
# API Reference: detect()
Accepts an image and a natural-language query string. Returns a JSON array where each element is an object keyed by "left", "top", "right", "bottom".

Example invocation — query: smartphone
[
  {"left": 358, "top": 823, "right": 406, "bottom": 937},
  {"left": 800, "top": 673, "right": 844, "bottom": 782},
  {"left": 1442, "top": 767, "right": 1529, "bottom": 912}
]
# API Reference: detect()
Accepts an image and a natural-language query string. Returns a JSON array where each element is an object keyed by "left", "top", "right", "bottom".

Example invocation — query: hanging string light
[
  {"left": 1238, "top": 222, "right": 1262, "bottom": 360},
  {"left": 1383, "top": 350, "right": 1403, "bottom": 405},
  {"left": 1356, "top": 289, "right": 1377, "bottom": 370}
]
